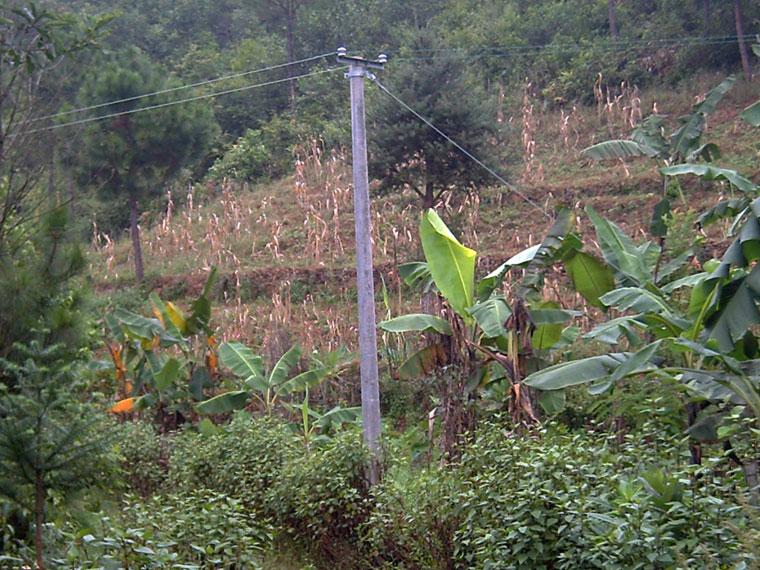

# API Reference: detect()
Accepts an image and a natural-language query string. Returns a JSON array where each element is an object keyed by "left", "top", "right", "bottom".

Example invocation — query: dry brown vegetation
[{"left": 88, "top": 71, "right": 759, "bottom": 357}]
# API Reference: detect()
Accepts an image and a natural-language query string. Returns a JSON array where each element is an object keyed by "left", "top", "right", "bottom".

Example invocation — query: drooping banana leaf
[
  {"left": 195, "top": 390, "right": 250, "bottom": 415},
  {"left": 476, "top": 244, "right": 540, "bottom": 300},
  {"left": 584, "top": 315, "right": 643, "bottom": 345},
  {"left": 523, "top": 353, "right": 638, "bottom": 390},
  {"left": 153, "top": 357, "right": 181, "bottom": 392},
  {"left": 187, "top": 267, "right": 218, "bottom": 335},
  {"left": 581, "top": 139, "right": 659, "bottom": 160},
  {"left": 670, "top": 76, "right": 734, "bottom": 160},
  {"left": 218, "top": 341, "right": 265, "bottom": 386},
  {"left": 697, "top": 198, "right": 750, "bottom": 228},
  {"left": 631, "top": 114, "right": 669, "bottom": 156},
  {"left": 685, "top": 142, "right": 721, "bottom": 163},
  {"left": 741, "top": 99, "right": 760, "bottom": 127},
  {"left": 586, "top": 206, "right": 658, "bottom": 286},
  {"left": 518, "top": 208, "right": 579, "bottom": 300},
  {"left": 378, "top": 314, "right": 453, "bottom": 335},
  {"left": 564, "top": 251, "right": 615, "bottom": 307},
  {"left": 277, "top": 367, "right": 329, "bottom": 394},
  {"left": 467, "top": 296, "right": 512, "bottom": 338},
  {"left": 704, "top": 264, "right": 760, "bottom": 352},
  {"left": 397, "top": 344, "right": 448, "bottom": 380},
  {"left": 268, "top": 344, "right": 301, "bottom": 389},
  {"left": 398, "top": 261, "right": 436, "bottom": 293},
  {"left": 660, "top": 164, "right": 757, "bottom": 193}
]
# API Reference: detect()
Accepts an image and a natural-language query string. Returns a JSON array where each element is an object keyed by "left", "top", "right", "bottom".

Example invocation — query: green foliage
[
  {"left": 196, "top": 340, "right": 336, "bottom": 416},
  {"left": 54, "top": 490, "right": 273, "bottom": 568},
  {"left": 102, "top": 268, "right": 218, "bottom": 421},
  {"left": 268, "top": 430, "right": 370, "bottom": 562},
  {"left": 208, "top": 126, "right": 276, "bottom": 182},
  {"left": 76, "top": 47, "right": 218, "bottom": 279},
  {"left": 420, "top": 209, "right": 477, "bottom": 320},
  {"left": 360, "top": 466, "right": 462, "bottom": 569},
  {"left": 368, "top": 31, "right": 500, "bottom": 208},
  {"left": 78, "top": 49, "right": 218, "bottom": 200},
  {"left": 0, "top": 341, "right": 116, "bottom": 565},
  {"left": 451, "top": 423, "right": 751, "bottom": 569},
  {"left": 208, "top": 112, "right": 337, "bottom": 182},
  {"left": 0, "top": 207, "right": 88, "bottom": 361},
  {"left": 354, "top": 422, "right": 755, "bottom": 568},
  {"left": 167, "top": 414, "right": 297, "bottom": 514},
  {"left": 113, "top": 420, "right": 165, "bottom": 497}
]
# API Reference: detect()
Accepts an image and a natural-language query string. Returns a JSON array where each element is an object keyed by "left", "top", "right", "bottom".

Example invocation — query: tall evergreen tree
[
  {"left": 0, "top": 342, "right": 114, "bottom": 569},
  {"left": 368, "top": 33, "right": 500, "bottom": 209},
  {"left": 77, "top": 49, "right": 218, "bottom": 282}
]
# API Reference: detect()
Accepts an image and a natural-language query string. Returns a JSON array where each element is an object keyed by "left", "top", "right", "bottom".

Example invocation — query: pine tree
[
  {"left": 77, "top": 49, "right": 218, "bottom": 282},
  {"left": 368, "top": 31, "right": 500, "bottom": 209},
  {"left": 0, "top": 342, "right": 114, "bottom": 569}
]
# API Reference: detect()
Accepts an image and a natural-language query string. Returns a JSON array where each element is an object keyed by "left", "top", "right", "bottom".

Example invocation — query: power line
[
  {"left": 30, "top": 52, "right": 334, "bottom": 124},
  {"left": 21, "top": 67, "right": 343, "bottom": 135},
  {"left": 368, "top": 75, "right": 551, "bottom": 219}
]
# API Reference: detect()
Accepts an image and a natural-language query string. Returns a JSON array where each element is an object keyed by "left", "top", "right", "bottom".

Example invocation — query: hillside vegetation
[{"left": 1, "top": 1, "right": 760, "bottom": 568}]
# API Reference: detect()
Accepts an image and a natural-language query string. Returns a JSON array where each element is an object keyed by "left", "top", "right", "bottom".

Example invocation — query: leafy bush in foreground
[
  {"left": 167, "top": 413, "right": 297, "bottom": 514},
  {"left": 53, "top": 490, "right": 273, "bottom": 569},
  {"left": 267, "top": 429, "right": 370, "bottom": 565},
  {"left": 361, "top": 421, "right": 755, "bottom": 569}
]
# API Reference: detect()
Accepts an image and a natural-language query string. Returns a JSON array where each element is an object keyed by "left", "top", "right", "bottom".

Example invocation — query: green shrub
[
  {"left": 361, "top": 465, "right": 462, "bottom": 569},
  {"left": 356, "top": 420, "right": 754, "bottom": 569},
  {"left": 209, "top": 127, "right": 275, "bottom": 182},
  {"left": 114, "top": 420, "right": 166, "bottom": 497},
  {"left": 453, "top": 422, "right": 752, "bottom": 569},
  {"left": 267, "top": 429, "right": 370, "bottom": 565},
  {"left": 168, "top": 414, "right": 297, "bottom": 514},
  {"left": 55, "top": 490, "right": 273, "bottom": 569}
]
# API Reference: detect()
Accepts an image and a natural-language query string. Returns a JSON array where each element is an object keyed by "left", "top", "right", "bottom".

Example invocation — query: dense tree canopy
[{"left": 76, "top": 49, "right": 218, "bottom": 281}]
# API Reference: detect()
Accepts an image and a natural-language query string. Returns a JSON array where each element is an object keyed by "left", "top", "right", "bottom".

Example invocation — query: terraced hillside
[{"left": 89, "top": 72, "right": 759, "bottom": 361}]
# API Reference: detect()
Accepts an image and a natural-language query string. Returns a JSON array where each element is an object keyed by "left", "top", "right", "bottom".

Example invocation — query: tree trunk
[
  {"left": 702, "top": 0, "right": 710, "bottom": 34},
  {"left": 734, "top": 0, "right": 752, "bottom": 82},
  {"left": 47, "top": 149, "right": 56, "bottom": 205},
  {"left": 34, "top": 471, "right": 45, "bottom": 570},
  {"left": 608, "top": 0, "right": 619, "bottom": 39},
  {"left": 423, "top": 181, "right": 435, "bottom": 209},
  {"left": 286, "top": 0, "right": 297, "bottom": 113},
  {"left": 67, "top": 176, "right": 76, "bottom": 219},
  {"left": 128, "top": 191, "right": 145, "bottom": 283}
]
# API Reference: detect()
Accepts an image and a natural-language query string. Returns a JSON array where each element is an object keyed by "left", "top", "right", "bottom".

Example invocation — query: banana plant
[
  {"left": 283, "top": 391, "right": 361, "bottom": 451},
  {"left": 104, "top": 269, "right": 218, "bottom": 426},
  {"left": 582, "top": 76, "right": 736, "bottom": 236},
  {"left": 196, "top": 342, "right": 329, "bottom": 416},
  {"left": 523, "top": 200, "right": 760, "bottom": 497},
  {"left": 379, "top": 209, "right": 614, "bottom": 429},
  {"left": 197, "top": 342, "right": 360, "bottom": 448},
  {"left": 582, "top": 76, "right": 734, "bottom": 165}
]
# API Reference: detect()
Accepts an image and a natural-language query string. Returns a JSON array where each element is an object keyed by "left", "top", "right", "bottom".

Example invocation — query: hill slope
[{"left": 88, "top": 72, "right": 759, "bottom": 358}]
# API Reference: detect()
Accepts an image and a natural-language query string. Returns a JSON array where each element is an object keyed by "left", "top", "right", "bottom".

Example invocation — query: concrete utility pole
[{"left": 336, "top": 47, "right": 386, "bottom": 484}]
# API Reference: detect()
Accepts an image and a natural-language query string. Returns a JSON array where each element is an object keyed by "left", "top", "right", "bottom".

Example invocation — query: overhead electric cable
[
  {"left": 30, "top": 51, "right": 334, "bottom": 123},
  {"left": 21, "top": 67, "right": 343, "bottom": 135},
  {"left": 368, "top": 75, "right": 551, "bottom": 219}
]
